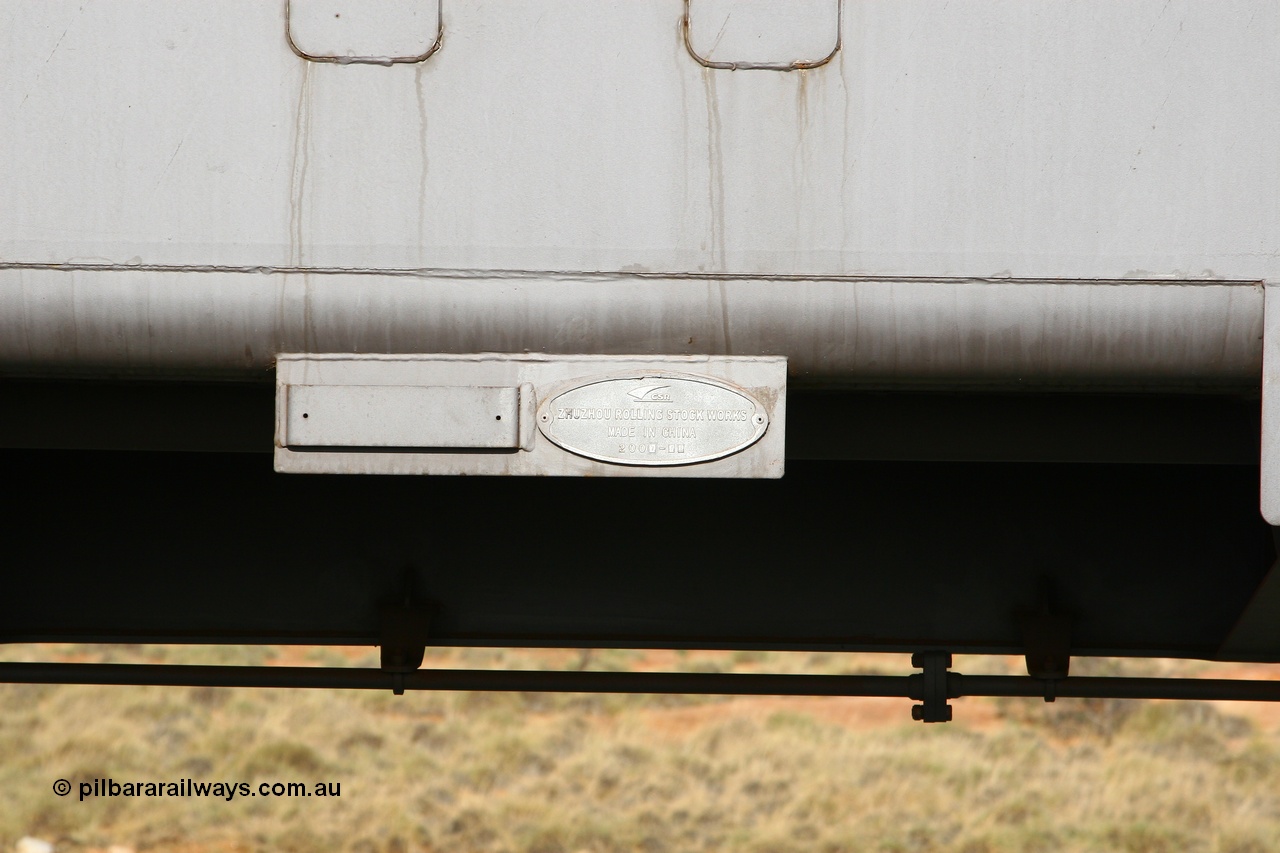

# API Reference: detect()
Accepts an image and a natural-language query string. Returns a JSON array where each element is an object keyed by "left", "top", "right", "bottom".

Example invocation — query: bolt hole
[
  {"left": 495, "top": 415, "right": 501, "bottom": 421},
  {"left": 302, "top": 413, "right": 309, "bottom": 419}
]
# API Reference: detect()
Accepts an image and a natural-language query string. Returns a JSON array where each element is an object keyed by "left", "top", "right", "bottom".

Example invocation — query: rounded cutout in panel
[
  {"left": 684, "top": 0, "right": 841, "bottom": 71},
  {"left": 287, "top": 0, "right": 442, "bottom": 65}
]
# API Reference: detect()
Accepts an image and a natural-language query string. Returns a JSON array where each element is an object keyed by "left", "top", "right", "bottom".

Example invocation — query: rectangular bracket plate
[
  {"left": 285, "top": 385, "right": 521, "bottom": 449},
  {"left": 275, "top": 354, "right": 786, "bottom": 477}
]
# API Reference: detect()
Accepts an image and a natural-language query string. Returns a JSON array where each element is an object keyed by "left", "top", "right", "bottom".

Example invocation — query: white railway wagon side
[
  {"left": 4, "top": 2, "right": 1280, "bottom": 703},
  {"left": 1, "top": 0, "right": 1275, "bottom": 381}
]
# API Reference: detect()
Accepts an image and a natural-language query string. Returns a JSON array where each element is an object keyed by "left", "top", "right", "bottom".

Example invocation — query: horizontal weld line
[{"left": 0, "top": 262, "right": 1258, "bottom": 287}]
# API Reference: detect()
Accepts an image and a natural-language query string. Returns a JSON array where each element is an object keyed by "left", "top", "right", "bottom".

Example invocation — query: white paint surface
[
  {"left": 287, "top": 0, "right": 441, "bottom": 63},
  {"left": 284, "top": 384, "right": 520, "bottom": 448},
  {"left": 0, "top": 270, "right": 1260, "bottom": 386},
  {"left": 685, "top": 0, "right": 840, "bottom": 68},
  {"left": 2, "top": 0, "right": 1277, "bottom": 280}
]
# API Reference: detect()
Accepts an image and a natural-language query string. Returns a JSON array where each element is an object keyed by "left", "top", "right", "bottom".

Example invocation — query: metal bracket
[
  {"left": 910, "top": 651, "right": 953, "bottom": 723},
  {"left": 1019, "top": 595, "right": 1072, "bottom": 699},
  {"left": 379, "top": 601, "right": 431, "bottom": 694}
]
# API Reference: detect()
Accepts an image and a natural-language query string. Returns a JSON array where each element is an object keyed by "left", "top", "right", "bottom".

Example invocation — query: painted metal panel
[
  {"left": 1, "top": 0, "right": 1277, "bottom": 281},
  {"left": 0, "top": 270, "right": 1260, "bottom": 388},
  {"left": 684, "top": 0, "right": 841, "bottom": 70},
  {"left": 274, "top": 354, "right": 787, "bottom": 477},
  {"left": 287, "top": 0, "right": 443, "bottom": 65},
  {"left": 284, "top": 384, "right": 520, "bottom": 448}
]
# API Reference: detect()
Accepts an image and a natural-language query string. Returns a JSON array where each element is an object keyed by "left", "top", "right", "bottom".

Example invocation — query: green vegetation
[{"left": 1, "top": 647, "right": 1277, "bottom": 852}]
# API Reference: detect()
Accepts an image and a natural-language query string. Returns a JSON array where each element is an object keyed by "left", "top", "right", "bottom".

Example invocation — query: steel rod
[
  {"left": 1, "top": 663, "right": 1278, "bottom": 702},
  {"left": 954, "top": 674, "right": 1280, "bottom": 702},
  {"left": 0, "top": 663, "right": 909, "bottom": 695}
]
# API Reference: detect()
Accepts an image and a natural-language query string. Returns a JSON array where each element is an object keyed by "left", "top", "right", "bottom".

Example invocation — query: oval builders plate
[{"left": 537, "top": 373, "right": 769, "bottom": 466}]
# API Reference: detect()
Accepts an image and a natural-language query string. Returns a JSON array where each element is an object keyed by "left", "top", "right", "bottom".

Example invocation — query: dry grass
[{"left": 1, "top": 646, "right": 1279, "bottom": 853}]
